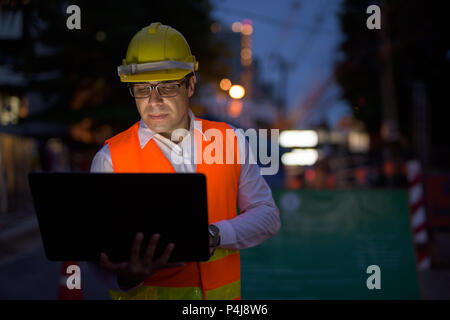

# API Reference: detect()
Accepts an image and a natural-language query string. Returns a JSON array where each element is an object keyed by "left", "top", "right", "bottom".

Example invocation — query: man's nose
[{"left": 148, "top": 86, "right": 163, "bottom": 103}]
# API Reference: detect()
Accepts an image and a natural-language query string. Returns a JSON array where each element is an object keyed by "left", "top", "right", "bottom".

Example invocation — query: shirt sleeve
[
  {"left": 90, "top": 144, "right": 114, "bottom": 173},
  {"left": 213, "top": 128, "right": 281, "bottom": 250}
]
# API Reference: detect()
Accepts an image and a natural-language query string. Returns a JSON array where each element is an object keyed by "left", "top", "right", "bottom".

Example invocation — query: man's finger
[
  {"left": 156, "top": 243, "right": 175, "bottom": 266},
  {"left": 99, "top": 253, "right": 123, "bottom": 272},
  {"left": 130, "top": 232, "right": 144, "bottom": 264},
  {"left": 143, "top": 233, "right": 160, "bottom": 266}
]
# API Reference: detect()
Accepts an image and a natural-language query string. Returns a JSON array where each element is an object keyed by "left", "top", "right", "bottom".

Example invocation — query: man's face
[{"left": 133, "top": 76, "right": 196, "bottom": 139}]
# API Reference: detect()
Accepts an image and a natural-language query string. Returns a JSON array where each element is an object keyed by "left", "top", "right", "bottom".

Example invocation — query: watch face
[
  {"left": 209, "top": 225, "right": 220, "bottom": 247},
  {"left": 209, "top": 224, "right": 219, "bottom": 234}
]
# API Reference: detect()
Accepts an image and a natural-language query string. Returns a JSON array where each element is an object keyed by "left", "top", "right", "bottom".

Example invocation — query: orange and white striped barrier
[{"left": 406, "top": 160, "right": 431, "bottom": 270}]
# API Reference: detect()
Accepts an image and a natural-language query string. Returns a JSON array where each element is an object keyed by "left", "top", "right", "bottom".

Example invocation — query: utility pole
[
  {"left": 378, "top": 0, "right": 402, "bottom": 187},
  {"left": 412, "top": 81, "right": 431, "bottom": 167},
  {"left": 378, "top": 0, "right": 400, "bottom": 143}
]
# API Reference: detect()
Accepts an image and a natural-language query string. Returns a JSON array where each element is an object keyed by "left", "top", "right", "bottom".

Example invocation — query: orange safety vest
[{"left": 104, "top": 117, "right": 241, "bottom": 300}]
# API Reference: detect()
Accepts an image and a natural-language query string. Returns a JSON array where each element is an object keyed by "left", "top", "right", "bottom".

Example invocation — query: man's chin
[
  {"left": 147, "top": 124, "right": 167, "bottom": 132},
  {"left": 144, "top": 121, "right": 170, "bottom": 136}
]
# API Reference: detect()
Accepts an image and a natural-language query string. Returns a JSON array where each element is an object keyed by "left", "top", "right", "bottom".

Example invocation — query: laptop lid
[{"left": 28, "top": 172, "right": 210, "bottom": 263}]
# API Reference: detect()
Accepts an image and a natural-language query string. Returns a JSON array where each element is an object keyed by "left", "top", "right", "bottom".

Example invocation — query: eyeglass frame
[{"left": 127, "top": 73, "right": 194, "bottom": 99}]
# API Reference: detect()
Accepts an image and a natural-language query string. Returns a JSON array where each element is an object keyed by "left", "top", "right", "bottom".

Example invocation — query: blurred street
[{"left": 0, "top": 209, "right": 110, "bottom": 299}]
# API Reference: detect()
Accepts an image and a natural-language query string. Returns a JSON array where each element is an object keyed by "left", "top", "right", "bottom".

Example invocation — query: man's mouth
[{"left": 149, "top": 114, "right": 168, "bottom": 120}]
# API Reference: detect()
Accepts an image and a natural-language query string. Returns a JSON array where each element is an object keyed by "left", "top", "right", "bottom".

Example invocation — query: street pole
[{"left": 379, "top": 0, "right": 400, "bottom": 143}]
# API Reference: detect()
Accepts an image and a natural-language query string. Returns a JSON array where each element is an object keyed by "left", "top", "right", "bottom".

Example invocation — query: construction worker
[{"left": 90, "top": 22, "right": 281, "bottom": 300}]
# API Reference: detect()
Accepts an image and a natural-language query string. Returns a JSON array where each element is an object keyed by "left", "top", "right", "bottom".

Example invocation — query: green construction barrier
[{"left": 241, "top": 189, "right": 421, "bottom": 299}]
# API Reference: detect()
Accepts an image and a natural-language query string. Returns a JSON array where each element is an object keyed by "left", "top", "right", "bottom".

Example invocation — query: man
[{"left": 90, "top": 22, "right": 280, "bottom": 300}]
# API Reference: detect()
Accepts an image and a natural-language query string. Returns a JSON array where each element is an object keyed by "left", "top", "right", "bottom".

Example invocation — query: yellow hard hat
[{"left": 117, "top": 22, "right": 198, "bottom": 82}]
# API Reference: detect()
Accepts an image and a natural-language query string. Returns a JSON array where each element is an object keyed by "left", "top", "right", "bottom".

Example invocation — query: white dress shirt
[{"left": 88, "top": 109, "right": 281, "bottom": 291}]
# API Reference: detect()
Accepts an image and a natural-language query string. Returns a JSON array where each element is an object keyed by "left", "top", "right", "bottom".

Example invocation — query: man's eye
[
  {"left": 159, "top": 85, "right": 178, "bottom": 93},
  {"left": 159, "top": 84, "right": 177, "bottom": 89},
  {"left": 134, "top": 87, "right": 148, "bottom": 93}
]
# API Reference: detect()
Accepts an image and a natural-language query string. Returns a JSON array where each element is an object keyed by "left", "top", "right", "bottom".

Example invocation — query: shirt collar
[{"left": 138, "top": 108, "right": 206, "bottom": 149}]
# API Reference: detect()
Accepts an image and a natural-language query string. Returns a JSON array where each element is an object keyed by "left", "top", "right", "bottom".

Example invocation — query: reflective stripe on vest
[
  {"left": 109, "top": 249, "right": 241, "bottom": 300},
  {"left": 109, "top": 285, "right": 203, "bottom": 300},
  {"left": 109, "top": 280, "right": 241, "bottom": 300},
  {"left": 105, "top": 118, "right": 241, "bottom": 300}
]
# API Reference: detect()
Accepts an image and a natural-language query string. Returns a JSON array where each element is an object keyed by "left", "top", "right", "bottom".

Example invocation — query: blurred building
[{"left": 0, "top": 2, "right": 71, "bottom": 214}]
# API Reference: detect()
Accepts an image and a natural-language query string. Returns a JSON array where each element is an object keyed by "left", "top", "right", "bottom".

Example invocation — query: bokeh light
[
  {"left": 219, "top": 78, "right": 232, "bottom": 91},
  {"left": 229, "top": 85, "right": 245, "bottom": 99}
]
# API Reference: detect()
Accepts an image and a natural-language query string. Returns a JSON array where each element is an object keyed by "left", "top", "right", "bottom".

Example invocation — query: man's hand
[{"left": 99, "top": 233, "right": 183, "bottom": 290}]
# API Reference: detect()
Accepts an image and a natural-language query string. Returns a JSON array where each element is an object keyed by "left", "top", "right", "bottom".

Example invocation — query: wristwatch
[{"left": 208, "top": 224, "right": 221, "bottom": 248}]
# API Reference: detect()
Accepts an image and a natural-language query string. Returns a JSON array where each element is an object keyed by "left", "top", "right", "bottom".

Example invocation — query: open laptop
[{"left": 28, "top": 172, "right": 211, "bottom": 263}]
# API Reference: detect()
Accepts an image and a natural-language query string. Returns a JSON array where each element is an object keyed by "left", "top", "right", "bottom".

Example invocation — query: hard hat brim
[{"left": 119, "top": 69, "right": 193, "bottom": 82}]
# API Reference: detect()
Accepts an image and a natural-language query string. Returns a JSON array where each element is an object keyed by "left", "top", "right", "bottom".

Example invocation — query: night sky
[{"left": 212, "top": 0, "right": 352, "bottom": 129}]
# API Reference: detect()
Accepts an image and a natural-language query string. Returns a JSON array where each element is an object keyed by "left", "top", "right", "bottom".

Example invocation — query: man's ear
[{"left": 187, "top": 75, "right": 196, "bottom": 98}]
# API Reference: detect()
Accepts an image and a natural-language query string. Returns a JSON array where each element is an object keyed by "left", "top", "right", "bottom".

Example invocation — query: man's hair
[{"left": 184, "top": 72, "right": 196, "bottom": 90}]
